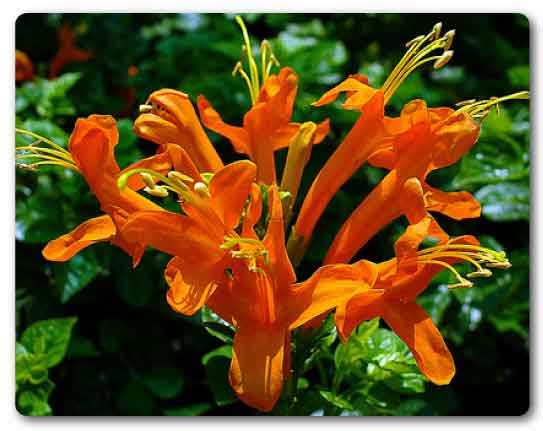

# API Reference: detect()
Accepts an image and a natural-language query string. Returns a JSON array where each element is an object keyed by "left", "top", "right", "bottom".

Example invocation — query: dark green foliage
[{"left": 15, "top": 13, "right": 529, "bottom": 416}]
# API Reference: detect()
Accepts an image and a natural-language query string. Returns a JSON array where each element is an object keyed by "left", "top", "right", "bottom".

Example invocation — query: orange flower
[
  {"left": 32, "top": 115, "right": 196, "bottom": 265},
  {"left": 323, "top": 99, "right": 481, "bottom": 265},
  {"left": 135, "top": 89, "right": 224, "bottom": 173},
  {"left": 292, "top": 23, "right": 456, "bottom": 256},
  {"left": 49, "top": 22, "right": 93, "bottom": 79},
  {"left": 120, "top": 172, "right": 375, "bottom": 411},
  {"left": 198, "top": 67, "right": 329, "bottom": 185},
  {"left": 333, "top": 223, "right": 511, "bottom": 385},
  {"left": 196, "top": 17, "right": 329, "bottom": 184},
  {"left": 15, "top": 50, "right": 34, "bottom": 82}
]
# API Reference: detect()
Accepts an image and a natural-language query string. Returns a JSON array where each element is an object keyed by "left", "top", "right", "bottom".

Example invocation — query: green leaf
[
  {"left": 475, "top": 182, "right": 529, "bottom": 221},
  {"left": 163, "top": 403, "right": 212, "bottom": 416},
  {"left": 53, "top": 252, "right": 102, "bottom": 303},
  {"left": 394, "top": 398, "right": 428, "bottom": 416},
  {"left": 319, "top": 390, "right": 353, "bottom": 410},
  {"left": 20, "top": 317, "right": 77, "bottom": 369},
  {"left": 66, "top": 335, "right": 100, "bottom": 359},
  {"left": 507, "top": 65, "right": 530, "bottom": 88},
  {"left": 116, "top": 381, "right": 157, "bottom": 415},
  {"left": 17, "top": 379, "right": 55, "bottom": 416},
  {"left": 142, "top": 366, "right": 185, "bottom": 400},
  {"left": 202, "top": 345, "right": 237, "bottom": 407},
  {"left": 201, "top": 306, "right": 234, "bottom": 343}
]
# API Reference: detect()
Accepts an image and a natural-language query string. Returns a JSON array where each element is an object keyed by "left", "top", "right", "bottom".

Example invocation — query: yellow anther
[
  {"left": 144, "top": 185, "right": 169, "bottom": 198},
  {"left": 413, "top": 241, "right": 511, "bottom": 288},
  {"left": 456, "top": 91, "right": 529, "bottom": 118},
  {"left": 167, "top": 171, "right": 193, "bottom": 191},
  {"left": 434, "top": 50, "right": 454, "bottom": 69},
  {"left": 381, "top": 22, "right": 456, "bottom": 104},
  {"left": 448, "top": 280, "right": 474, "bottom": 289},
  {"left": 487, "top": 261, "right": 512, "bottom": 269},
  {"left": 139, "top": 104, "right": 153, "bottom": 113},
  {"left": 141, "top": 172, "right": 156, "bottom": 189},
  {"left": 233, "top": 15, "right": 280, "bottom": 105},
  {"left": 193, "top": 181, "right": 211, "bottom": 198},
  {"left": 467, "top": 269, "right": 492, "bottom": 279}
]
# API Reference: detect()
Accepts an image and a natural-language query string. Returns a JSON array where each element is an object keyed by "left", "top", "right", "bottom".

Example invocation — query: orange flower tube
[{"left": 121, "top": 179, "right": 376, "bottom": 411}]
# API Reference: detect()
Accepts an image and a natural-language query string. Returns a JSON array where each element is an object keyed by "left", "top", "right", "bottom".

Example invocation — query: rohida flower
[
  {"left": 323, "top": 91, "right": 529, "bottom": 266},
  {"left": 197, "top": 16, "right": 329, "bottom": 184},
  {"left": 16, "top": 115, "right": 197, "bottom": 265},
  {"left": 119, "top": 168, "right": 375, "bottom": 411},
  {"left": 291, "top": 23, "right": 456, "bottom": 260},
  {"left": 333, "top": 222, "right": 511, "bottom": 384},
  {"left": 135, "top": 89, "right": 224, "bottom": 173}
]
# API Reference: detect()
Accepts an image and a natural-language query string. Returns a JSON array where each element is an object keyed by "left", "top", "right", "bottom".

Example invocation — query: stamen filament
[
  {"left": 15, "top": 128, "right": 69, "bottom": 154},
  {"left": 381, "top": 23, "right": 455, "bottom": 104},
  {"left": 456, "top": 91, "right": 529, "bottom": 117},
  {"left": 16, "top": 145, "right": 75, "bottom": 164},
  {"left": 417, "top": 258, "right": 473, "bottom": 288}
]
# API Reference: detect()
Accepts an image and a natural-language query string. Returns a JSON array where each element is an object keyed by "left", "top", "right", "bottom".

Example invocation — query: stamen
[
  {"left": 117, "top": 168, "right": 193, "bottom": 202},
  {"left": 15, "top": 129, "right": 79, "bottom": 173},
  {"left": 139, "top": 104, "right": 153, "bottom": 113},
  {"left": 193, "top": 181, "right": 211, "bottom": 199},
  {"left": 381, "top": 23, "right": 456, "bottom": 104},
  {"left": 455, "top": 91, "right": 529, "bottom": 118},
  {"left": 411, "top": 242, "right": 511, "bottom": 289},
  {"left": 232, "top": 16, "right": 280, "bottom": 105},
  {"left": 220, "top": 234, "right": 269, "bottom": 272},
  {"left": 144, "top": 185, "right": 169, "bottom": 198}
]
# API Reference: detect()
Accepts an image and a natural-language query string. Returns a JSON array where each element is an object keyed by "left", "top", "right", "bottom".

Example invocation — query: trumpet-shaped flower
[
  {"left": 197, "top": 17, "right": 329, "bottom": 184},
  {"left": 120, "top": 166, "right": 376, "bottom": 411},
  {"left": 332, "top": 217, "right": 511, "bottom": 384},
  {"left": 135, "top": 89, "right": 224, "bottom": 172},
  {"left": 16, "top": 115, "right": 197, "bottom": 265},
  {"left": 323, "top": 99, "right": 481, "bottom": 265},
  {"left": 292, "top": 23, "right": 456, "bottom": 258}
]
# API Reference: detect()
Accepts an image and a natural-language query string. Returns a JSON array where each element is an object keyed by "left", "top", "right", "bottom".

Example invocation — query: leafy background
[{"left": 15, "top": 13, "right": 529, "bottom": 416}]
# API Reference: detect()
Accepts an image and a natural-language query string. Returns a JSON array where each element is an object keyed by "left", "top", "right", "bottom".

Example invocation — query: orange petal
[
  {"left": 312, "top": 74, "right": 371, "bottom": 108},
  {"left": 197, "top": 95, "right": 251, "bottom": 156},
  {"left": 165, "top": 257, "right": 220, "bottom": 315},
  {"left": 229, "top": 325, "right": 289, "bottom": 412},
  {"left": 242, "top": 183, "right": 263, "bottom": 239},
  {"left": 429, "top": 112, "right": 480, "bottom": 171},
  {"left": 69, "top": 116, "right": 120, "bottom": 183},
  {"left": 144, "top": 89, "right": 224, "bottom": 172},
  {"left": 288, "top": 259, "right": 378, "bottom": 329},
  {"left": 263, "top": 186, "right": 296, "bottom": 289},
  {"left": 382, "top": 302, "right": 455, "bottom": 385},
  {"left": 120, "top": 210, "right": 224, "bottom": 261},
  {"left": 335, "top": 289, "right": 384, "bottom": 341},
  {"left": 133, "top": 113, "right": 187, "bottom": 147},
  {"left": 42, "top": 215, "right": 116, "bottom": 261},
  {"left": 296, "top": 90, "right": 386, "bottom": 250},
  {"left": 208, "top": 160, "right": 257, "bottom": 231},
  {"left": 423, "top": 184, "right": 481, "bottom": 220}
]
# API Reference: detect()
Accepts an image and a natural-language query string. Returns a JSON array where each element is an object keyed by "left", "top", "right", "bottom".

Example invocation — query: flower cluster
[{"left": 16, "top": 18, "right": 527, "bottom": 412}]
